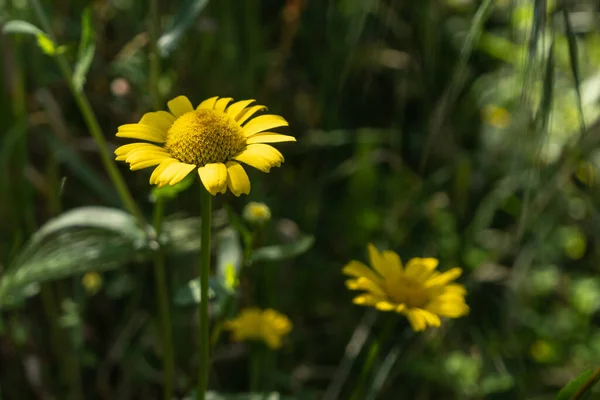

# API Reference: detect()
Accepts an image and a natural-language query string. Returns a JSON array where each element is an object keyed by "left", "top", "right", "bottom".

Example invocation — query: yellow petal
[
  {"left": 197, "top": 96, "right": 219, "bottom": 110},
  {"left": 234, "top": 144, "right": 284, "bottom": 173},
  {"left": 418, "top": 309, "right": 441, "bottom": 328},
  {"left": 214, "top": 97, "right": 233, "bottom": 112},
  {"left": 368, "top": 244, "right": 396, "bottom": 278},
  {"left": 198, "top": 163, "right": 227, "bottom": 195},
  {"left": 375, "top": 301, "right": 396, "bottom": 311},
  {"left": 225, "top": 161, "right": 250, "bottom": 196},
  {"left": 405, "top": 309, "right": 427, "bottom": 332},
  {"left": 242, "top": 114, "right": 289, "bottom": 137},
  {"left": 167, "top": 163, "right": 196, "bottom": 185},
  {"left": 352, "top": 294, "right": 386, "bottom": 306},
  {"left": 425, "top": 268, "right": 462, "bottom": 287},
  {"left": 405, "top": 257, "right": 439, "bottom": 282},
  {"left": 237, "top": 105, "right": 267, "bottom": 125},
  {"left": 129, "top": 156, "right": 170, "bottom": 171},
  {"left": 125, "top": 149, "right": 171, "bottom": 164},
  {"left": 382, "top": 250, "right": 403, "bottom": 274},
  {"left": 150, "top": 159, "right": 179, "bottom": 185},
  {"left": 117, "top": 124, "right": 166, "bottom": 143},
  {"left": 357, "top": 277, "right": 386, "bottom": 295},
  {"left": 167, "top": 95, "right": 193, "bottom": 117},
  {"left": 115, "top": 143, "right": 161, "bottom": 160},
  {"left": 226, "top": 99, "right": 255, "bottom": 119},
  {"left": 156, "top": 161, "right": 195, "bottom": 187},
  {"left": 139, "top": 111, "right": 175, "bottom": 133},
  {"left": 246, "top": 133, "right": 297, "bottom": 144},
  {"left": 342, "top": 260, "right": 381, "bottom": 283}
]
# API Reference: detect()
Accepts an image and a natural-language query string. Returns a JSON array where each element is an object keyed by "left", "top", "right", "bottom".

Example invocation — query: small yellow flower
[
  {"left": 114, "top": 96, "right": 296, "bottom": 196},
  {"left": 242, "top": 201, "right": 272, "bottom": 224},
  {"left": 82, "top": 272, "right": 103, "bottom": 295},
  {"left": 482, "top": 105, "right": 511, "bottom": 129},
  {"left": 343, "top": 244, "right": 469, "bottom": 332},
  {"left": 224, "top": 308, "right": 292, "bottom": 349}
]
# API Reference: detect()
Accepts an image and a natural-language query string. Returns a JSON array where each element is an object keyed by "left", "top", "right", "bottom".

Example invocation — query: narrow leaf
[
  {"left": 2, "top": 20, "right": 44, "bottom": 36},
  {"left": 157, "top": 0, "right": 209, "bottom": 57},
  {"left": 249, "top": 235, "right": 314, "bottom": 263},
  {"left": 562, "top": 7, "right": 586, "bottom": 133},
  {"left": 72, "top": 8, "right": 96, "bottom": 92},
  {"left": 555, "top": 369, "right": 597, "bottom": 400}
]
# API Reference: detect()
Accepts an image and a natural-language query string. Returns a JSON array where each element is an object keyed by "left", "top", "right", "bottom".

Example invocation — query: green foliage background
[{"left": 1, "top": 0, "right": 600, "bottom": 399}]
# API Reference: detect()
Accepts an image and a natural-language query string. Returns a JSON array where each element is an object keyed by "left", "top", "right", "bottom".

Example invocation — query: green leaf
[
  {"left": 157, "top": 0, "right": 209, "bottom": 57},
  {"left": 556, "top": 369, "right": 600, "bottom": 400},
  {"left": 35, "top": 33, "right": 57, "bottom": 55},
  {"left": 2, "top": 20, "right": 44, "bottom": 36},
  {"left": 150, "top": 172, "right": 195, "bottom": 201},
  {"left": 161, "top": 217, "right": 202, "bottom": 254},
  {"left": 173, "top": 277, "right": 218, "bottom": 306},
  {"left": 0, "top": 207, "right": 149, "bottom": 309},
  {"left": 249, "top": 235, "right": 314, "bottom": 263},
  {"left": 187, "top": 391, "right": 292, "bottom": 400},
  {"left": 72, "top": 8, "right": 96, "bottom": 92},
  {"left": 216, "top": 227, "right": 243, "bottom": 292}
]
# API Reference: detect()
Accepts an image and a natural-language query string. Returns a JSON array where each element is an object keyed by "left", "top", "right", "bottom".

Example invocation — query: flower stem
[
  {"left": 571, "top": 367, "right": 600, "bottom": 400},
  {"left": 152, "top": 197, "right": 175, "bottom": 400},
  {"left": 29, "top": 0, "right": 145, "bottom": 227},
  {"left": 198, "top": 187, "right": 212, "bottom": 400}
]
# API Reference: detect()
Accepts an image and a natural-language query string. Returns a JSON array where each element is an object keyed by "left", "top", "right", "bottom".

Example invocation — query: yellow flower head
[
  {"left": 224, "top": 307, "right": 292, "bottom": 349},
  {"left": 482, "top": 105, "right": 511, "bottom": 129},
  {"left": 114, "top": 96, "right": 296, "bottom": 196},
  {"left": 243, "top": 201, "right": 272, "bottom": 224},
  {"left": 343, "top": 244, "right": 469, "bottom": 332},
  {"left": 82, "top": 272, "right": 103, "bottom": 295}
]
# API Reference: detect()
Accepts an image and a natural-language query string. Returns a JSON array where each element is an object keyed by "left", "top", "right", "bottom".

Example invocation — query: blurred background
[{"left": 1, "top": 0, "right": 600, "bottom": 399}]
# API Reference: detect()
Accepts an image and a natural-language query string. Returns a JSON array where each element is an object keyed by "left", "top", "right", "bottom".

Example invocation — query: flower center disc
[
  {"left": 164, "top": 109, "right": 246, "bottom": 166},
  {"left": 386, "top": 277, "right": 432, "bottom": 308}
]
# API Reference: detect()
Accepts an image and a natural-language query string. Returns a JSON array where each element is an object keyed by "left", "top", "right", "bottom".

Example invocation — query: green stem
[
  {"left": 29, "top": 0, "right": 145, "bottom": 227},
  {"left": 571, "top": 367, "right": 600, "bottom": 400},
  {"left": 249, "top": 343, "right": 261, "bottom": 393},
  {"left": 148, "top": 0, "right": 161, "bottom": 110},
  {"left": 152, "top": 197, "right": 175, "bottom": 400},
  {"left": 198, "top": 187, "right": 212, "bottom": 400}
]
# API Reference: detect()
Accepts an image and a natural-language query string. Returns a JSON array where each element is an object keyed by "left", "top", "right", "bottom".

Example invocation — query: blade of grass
[
  {"left": 419, "top": 0, "right": 493, "bottom": 171},
  {"left": 561, "top": 7, "right": 586, "bottom": 135}
]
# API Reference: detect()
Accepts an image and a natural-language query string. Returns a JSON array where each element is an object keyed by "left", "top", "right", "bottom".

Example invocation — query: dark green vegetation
[{"left": 1, "top": 0, "right": 600, "bottom": 399}]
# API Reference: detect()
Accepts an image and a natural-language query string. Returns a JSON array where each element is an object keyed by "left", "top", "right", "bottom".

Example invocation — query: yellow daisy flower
[
  {"left": 114, "top": 96, "right": 296, "bottom": 196},
  {"left": 343, "top": 244, "right": 469, "bottom": 332},
  {"left": 224, "top": 307, "right": 292, "bottom": 349}
]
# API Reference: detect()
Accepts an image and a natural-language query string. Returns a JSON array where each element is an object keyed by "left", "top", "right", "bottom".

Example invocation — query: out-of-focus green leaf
[
  {"left": 35, "top": 33, "right": 56, "bottom": 55},
  {"left": 185, "top": 391, "right": 291, "bottom": 400},
  {"left": 157, "top": 0, "right": 209, "bottom": 57},
  {"left": 150, "top": 173, "right": 195, "bottom": 201},
  {"left": 249, "top": 235, "right": 314, "bottom": 263},
  {"left": 73, "top": 8, "right": 96, "bottom": 92},
  {"left": 161, "top": 217, "right": 202, "bottom": 254},
  {"left": 2, "top": 20, "right": 44, "bottom": 36},
  {"left": 0, "top": 207, "right": 149, "bottom": 309},
  {"left": 216, "top": 227, "right": 242, "bottom": 292},
  {"left": 173, "top": 277, "right": 218, "bottom": 306},
  {"left": 555, "top": 369, "right": 598, "bottom": 400}
]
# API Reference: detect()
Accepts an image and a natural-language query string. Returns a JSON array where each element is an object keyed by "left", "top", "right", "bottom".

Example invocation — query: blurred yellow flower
[
  {"left": 224, "top": 308, "right": 292, "bottom": 349},
  {"left": 82, "top": 272, "right": 103, "bottom": 295},
  {"left": 482, "top": 105, "right": 511, "bottom": 129},
  {"left": 343, "top": 244, "right": 469, "bottom": 332},
  {"left": 529, "top": 339, "right": 556, "bottom": 363},
  {"left": 115, "top": 96, "right": 295, "bottom": 196},
  {"left": 243, "top": 201, "right": 272, "bottom": 224}
]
